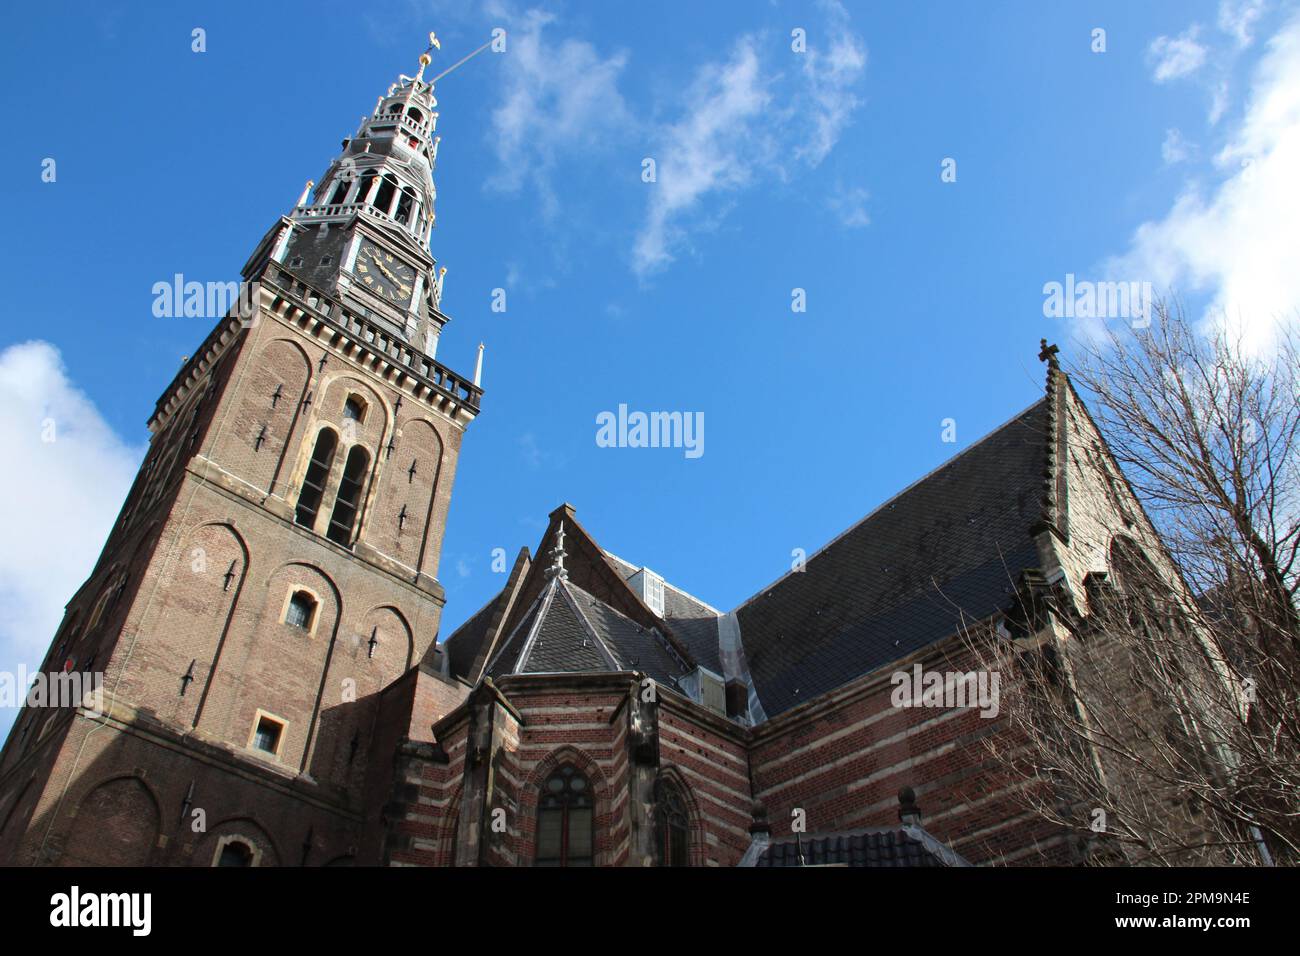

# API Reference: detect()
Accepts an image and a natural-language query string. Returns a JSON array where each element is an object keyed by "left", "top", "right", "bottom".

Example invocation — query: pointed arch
[
  {"left": 520, "top": 746, "right": 614, "bottom": 867},
  {"left": 655, "top": 766, "right": 704, "bottom": 866}
]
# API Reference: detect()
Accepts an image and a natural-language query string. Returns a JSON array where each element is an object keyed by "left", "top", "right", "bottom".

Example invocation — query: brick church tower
[{"left": 0, "top": 41, "right": 482, "bottom": 866}]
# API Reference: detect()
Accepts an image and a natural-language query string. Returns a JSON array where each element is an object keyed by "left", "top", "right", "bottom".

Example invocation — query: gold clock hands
[{"left": 367, "top": 249, "right": 399, "bottom": 283}]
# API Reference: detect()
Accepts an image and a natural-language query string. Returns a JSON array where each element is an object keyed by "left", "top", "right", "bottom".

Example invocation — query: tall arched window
[
  {"left": 394, "top": 187, "right": 415, "bottom": 225},
  {"left": 327, "top": 176, "right": 352, "bottom": 205},
  {"left": 655, "top": 778, "right": 690, "bottom": 866},
  {"left": 373, "top": 175, "right": 398, "bottom": 215},
  {"left": 326, "top": 446, "right": 369, "bottom": 546},
  {"left": 295, "top": 428, "right": 338, "bottom": 529},
  {"left": 536, "top": 765, "right": 593, "bottom": 867},
  {"left": 357, "top": 169, "right": 378, "bottom": 205}
]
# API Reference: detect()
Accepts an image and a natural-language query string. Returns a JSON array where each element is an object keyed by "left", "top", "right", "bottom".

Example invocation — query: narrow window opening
[
  {"left": 394, "top": 188, "right": 415, "bottom": 225},
  {"left": 328, "top": 178, "right": 351, "bottom": 205},
  {"left": 326, "top": 446, "right": 370, "bottom": 547},
  {"left": 373, "top": 175, "right": 398, "bottom": 215},
  {"left": 295, "top": 429, "right": 337, "bottom": 528}
]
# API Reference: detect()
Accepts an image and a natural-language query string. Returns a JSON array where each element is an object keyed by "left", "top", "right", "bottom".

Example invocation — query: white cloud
[
  {"left": 1105, "top": 12, "right": 1300, "bottom": 352},
  {"left": 633, "top": 39, "right": 771, "bottom": 277},
  {"left": 827, "top": 182, "right": 871, "bottom": 227},
  {"left": 1161, "top": 127, "right": 1196, "bottom": 164},
  {"left": 1149, "top": 25, "right": 1210, "bottom": 82},
  {"left": 0, "top": 342, "right": 142, "bottom": 725},
  {"left": 634, "top": 8, "right": 867, "bottom": 276},
  {"left": 1219, "top": 0, "right": 1269, "bottom": 48},
  {"left": 484, "top": 4, "right": 631, "bottom": 219}
]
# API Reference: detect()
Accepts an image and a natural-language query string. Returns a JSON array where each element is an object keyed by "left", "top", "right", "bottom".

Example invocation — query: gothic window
[
  {"left": 295, "top": 428, "right": 338, "bottom": 528},
  {"left": 406, "top": 107, "right": 424, "bottom": 125},
  {"left": 535, "top": 765, "right": 593, "bottom": 867},
  {"left": 216, "top": 840, "right": 254, "bottom": 867},
  {"left": 655, "top": 778, "right": 691, "bottom": 867},
  {"left": 285, "top": 591, "right": 316, "bottom": 630},
  {"left": 326, "top": 446, "right": 369, "bottom": 547}
]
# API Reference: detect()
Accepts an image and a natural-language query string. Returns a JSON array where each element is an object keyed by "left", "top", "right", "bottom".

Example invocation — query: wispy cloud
[
  {"left": 1107, "top": 11, "right": 1300, "bottom": 352},
  {"left": 1161, "top": 127, "right": 1196, "bottom": 165},
  {"left": 0, "top": 342, "right": 142, "bottom": 736},
  {"left": 827, "top": 182, "right": 871, "bottom": 228},
  {"left": 1149, "top": 25, "right": 1210, "bottom": 82},
  {"left": 633, "top": 6, "right": 867, "bottom": 277},
  {"left": 1219, "top": 0, "right": 1270, "bottom": 48},
  {"left": 484, "top": 3, "right": 631, "bottom": 219}
]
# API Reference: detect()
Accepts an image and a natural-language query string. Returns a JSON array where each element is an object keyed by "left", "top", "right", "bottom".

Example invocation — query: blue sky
[{"left": 3, "top": 1, "right": 1298, "bottom": 737}]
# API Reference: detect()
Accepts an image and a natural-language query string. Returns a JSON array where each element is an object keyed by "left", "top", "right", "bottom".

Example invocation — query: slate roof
[
  {"left": 735, "top": 400, "right": 1050, "bottom": 716},
  {"left": 604, "top": 552, "right": 723, "bottom": 673},
  {"left": 441, "top": 593, "right": 500, "bottom": 679},
  {"left": 486, "top": 578, "right": 691, "bottom": 683},
  {"left": 755, "top": 828, "right": 957, "bottom": 867}
]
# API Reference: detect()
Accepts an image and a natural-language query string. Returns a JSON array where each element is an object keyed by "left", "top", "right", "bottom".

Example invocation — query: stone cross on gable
[{"left": 1038, "top": 339, "right": 1060, "bottom": 368}]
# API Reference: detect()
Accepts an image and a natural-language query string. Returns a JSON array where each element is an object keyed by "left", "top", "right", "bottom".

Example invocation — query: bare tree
[{"left": 968, "top": 302, "right": 1300, "bottom": 865}]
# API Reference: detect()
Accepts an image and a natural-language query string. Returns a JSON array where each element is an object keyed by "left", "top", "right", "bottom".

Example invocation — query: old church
[{"left": 0, "top": 44, "right": 1181, "bottom": 868}]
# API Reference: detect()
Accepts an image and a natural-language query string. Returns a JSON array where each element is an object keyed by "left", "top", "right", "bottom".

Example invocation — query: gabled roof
[{"left": 734, "top": 399, "right": 1050, "bottom": 716}]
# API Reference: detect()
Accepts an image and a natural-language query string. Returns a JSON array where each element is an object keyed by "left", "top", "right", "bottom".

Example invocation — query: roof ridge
[
  {"left": 731, "top": 395, "right": 1051, "bottom": 615},
  {"left": 512, "top": 578, "right": 561, "bottom": 674},
  {"left": 565, "top": 578, "right": 693, "bottom": 674},
  {"left": 482, "top": 583, "right": 550, "bottom": 676}
]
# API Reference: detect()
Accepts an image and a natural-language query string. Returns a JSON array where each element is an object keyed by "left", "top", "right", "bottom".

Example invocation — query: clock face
[{"left": 355, "top": 242, "right": 415, "bottom": 304}]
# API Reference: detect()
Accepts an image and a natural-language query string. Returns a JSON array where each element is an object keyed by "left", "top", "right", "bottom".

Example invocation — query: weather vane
[{"left": 414, "top": 31, "right": 441, "bottom": 83}]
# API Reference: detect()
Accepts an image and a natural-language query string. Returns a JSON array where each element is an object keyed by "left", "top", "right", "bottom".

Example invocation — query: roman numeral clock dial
[{"left": 354, "top": 241, "right": 415, "bottom": 305}]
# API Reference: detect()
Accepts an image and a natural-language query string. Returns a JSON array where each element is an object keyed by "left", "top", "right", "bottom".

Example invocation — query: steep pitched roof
[
  {"left": 441, "top": 592, "right": 502, "bottom": 679},
  {"left": 485, "top": 577, "right": 691, "bottom": 683},
  {"left": 604, "top": 551, "right": 723, "bottom": 673},
  {"left": 735, "top": 399, "right": 1050, "bottom": 716}
]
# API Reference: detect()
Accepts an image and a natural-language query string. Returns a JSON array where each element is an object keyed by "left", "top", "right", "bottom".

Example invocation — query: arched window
[
  {"left": 295, "top": 428, "right": 337, "bottom": 529},
  {"left": 285, "top": 590, "right": 316, "bottom": 630},
  {"left": 216, "top": 840, "right": 255, "bottom": 867},
  {"left": 394, "top": 187, "right": 415, "bottom": 225},
  {"left": 655, "top": 777, "right": 690, "bottom": 866},
  {"left": 536, "top": 765, "right": 593, "bottom": 867},
  {"left": 328, "top": 176, "right": 352, "bottom": 205},
  {"left": 373, "top": 175, "right": 398, "bottom": 215},
  {"left": 357, "top": 169, "right": 378, "bottom": 204},
  {"left": 326, "top": 446, "right": 369, "bottom": 546}
]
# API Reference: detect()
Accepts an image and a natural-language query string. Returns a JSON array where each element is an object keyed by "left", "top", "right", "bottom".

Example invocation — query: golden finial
[{"left": 415, "top": 31, "right": 440, "bottom": 81}]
